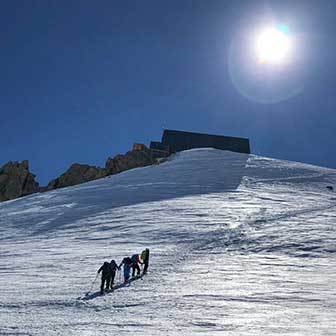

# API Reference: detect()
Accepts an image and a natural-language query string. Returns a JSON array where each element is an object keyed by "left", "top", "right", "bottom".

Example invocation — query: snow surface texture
[{"left": 0, "top": 148, "right": 335, "bottom": 335}]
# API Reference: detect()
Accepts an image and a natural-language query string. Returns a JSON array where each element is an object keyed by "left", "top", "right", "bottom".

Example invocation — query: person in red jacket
[{"left": 131, "top": 254, "right": 141, "bottom": 277}]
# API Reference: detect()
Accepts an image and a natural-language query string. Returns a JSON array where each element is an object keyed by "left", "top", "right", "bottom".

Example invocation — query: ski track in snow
[{"left": 0, "top": 149, "right": 335, "bottom": 335}]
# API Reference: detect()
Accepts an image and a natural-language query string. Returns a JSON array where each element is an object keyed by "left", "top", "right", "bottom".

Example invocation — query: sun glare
[{"left": 256, "top": 26, "right": 291, "bottom": 64}]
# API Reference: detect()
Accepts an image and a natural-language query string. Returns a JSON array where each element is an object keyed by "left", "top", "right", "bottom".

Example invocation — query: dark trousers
[
  {"left": 100, "top": 275, "right": 112, "bottom": 293},
  {"left": 132, "top": 263, "right": 140, "bottom": 277},
  {"left": 111, "top": 271, "right": 116, "bottom": 287},
  {"left": 143, "top": 262, "right": 149, "bottom": 274}
]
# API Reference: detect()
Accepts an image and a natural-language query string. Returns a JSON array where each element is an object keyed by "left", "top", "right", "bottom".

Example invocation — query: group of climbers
[{"left": 97, "top": 248, "right": 150, "bottom": 294}]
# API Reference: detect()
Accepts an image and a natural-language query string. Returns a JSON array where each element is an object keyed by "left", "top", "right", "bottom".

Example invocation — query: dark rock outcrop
[
  {"left": 47, "top": 163, "right": 106, "bottom": 190},
  {"left": 0, "top": 160, "right": 39, "bottom": 201},
  {"left": 0, "top": 145, "right": 160, "bottom": 199},
  {"left": 105, "top": 147, "right": 154, "bottom": 175},
  {"left": 46, "top": 146, "right": 155, "bottom": 191}
]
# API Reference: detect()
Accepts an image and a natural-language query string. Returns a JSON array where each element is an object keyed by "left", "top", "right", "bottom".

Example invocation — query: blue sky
[{"left": 1, "top": 1, "right": 335, "bottom": 185}]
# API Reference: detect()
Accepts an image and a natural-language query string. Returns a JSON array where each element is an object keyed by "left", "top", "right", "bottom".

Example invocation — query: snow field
[{"left": 1, "top": 148, "right": 336, "bottom": 335}]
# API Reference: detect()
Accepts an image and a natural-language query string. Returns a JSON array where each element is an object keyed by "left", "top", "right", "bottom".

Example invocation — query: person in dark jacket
[
  {"left": 118, "top": 257, "right": 132, "bottom": 283},
  {"left": 140, "top": 248, "right": 150, "bottom": 274},
  {"left": 97, "top": 261, "right": 112, "bottom": 294},
  {"left": 131, "top": 254, "right": 141, "bottom": 277},
  {"left": 109, "top": 259, "right": 119, "bottom": 288}
]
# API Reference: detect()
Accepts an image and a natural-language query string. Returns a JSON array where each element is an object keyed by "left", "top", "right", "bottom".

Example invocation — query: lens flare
[
  {"left": 256, "top": 26, "right": 291, "bottom": 64},
  {"left": 228, "top": 24, "right": 303, "bottom": 104}
]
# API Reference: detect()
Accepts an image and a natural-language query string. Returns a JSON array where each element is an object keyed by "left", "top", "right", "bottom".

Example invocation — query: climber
[
  {"left": 118, "top": 257, "right": 132, "bottom": 283},
  {"left": 97, "top": 261, "right": 113, "bottom": 294},
  {"left": 140, "top": 248, "right": 150, "bottom": 274},
  {"left": 131, "top": 253, "right": 141, "bottom": 277},
  {"left": 109, "top": 259, "right": 119, "bottom": 288}
]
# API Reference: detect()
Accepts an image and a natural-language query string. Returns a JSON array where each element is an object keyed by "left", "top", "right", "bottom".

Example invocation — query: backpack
[{"left": 131, "top": 254, "right": 139, "bottom": 263}]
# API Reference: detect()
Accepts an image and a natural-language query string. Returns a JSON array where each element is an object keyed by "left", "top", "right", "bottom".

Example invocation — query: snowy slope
[{"left": 0, "top": 149, "right": 335, "bottom": 335}]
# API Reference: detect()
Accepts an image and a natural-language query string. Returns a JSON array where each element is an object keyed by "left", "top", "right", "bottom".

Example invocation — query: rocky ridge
[
  {"left": 0, "top": 160, "right": 39, "bottom": 202},
  {"left": 0, "top": 145, "right": 160, "bottom": 202},
  {"left": 47, "top": 163, "right": 106, "bottom": 190}
]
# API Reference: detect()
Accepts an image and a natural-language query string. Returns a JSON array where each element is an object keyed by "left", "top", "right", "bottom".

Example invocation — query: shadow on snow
[{"left": 80, "top": 275, "right": 143, "bottom": 301}]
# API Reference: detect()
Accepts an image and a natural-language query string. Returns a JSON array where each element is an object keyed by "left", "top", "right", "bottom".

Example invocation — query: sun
[{"left": 255, "top": 26, "right": 291, "bottom": 64}]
